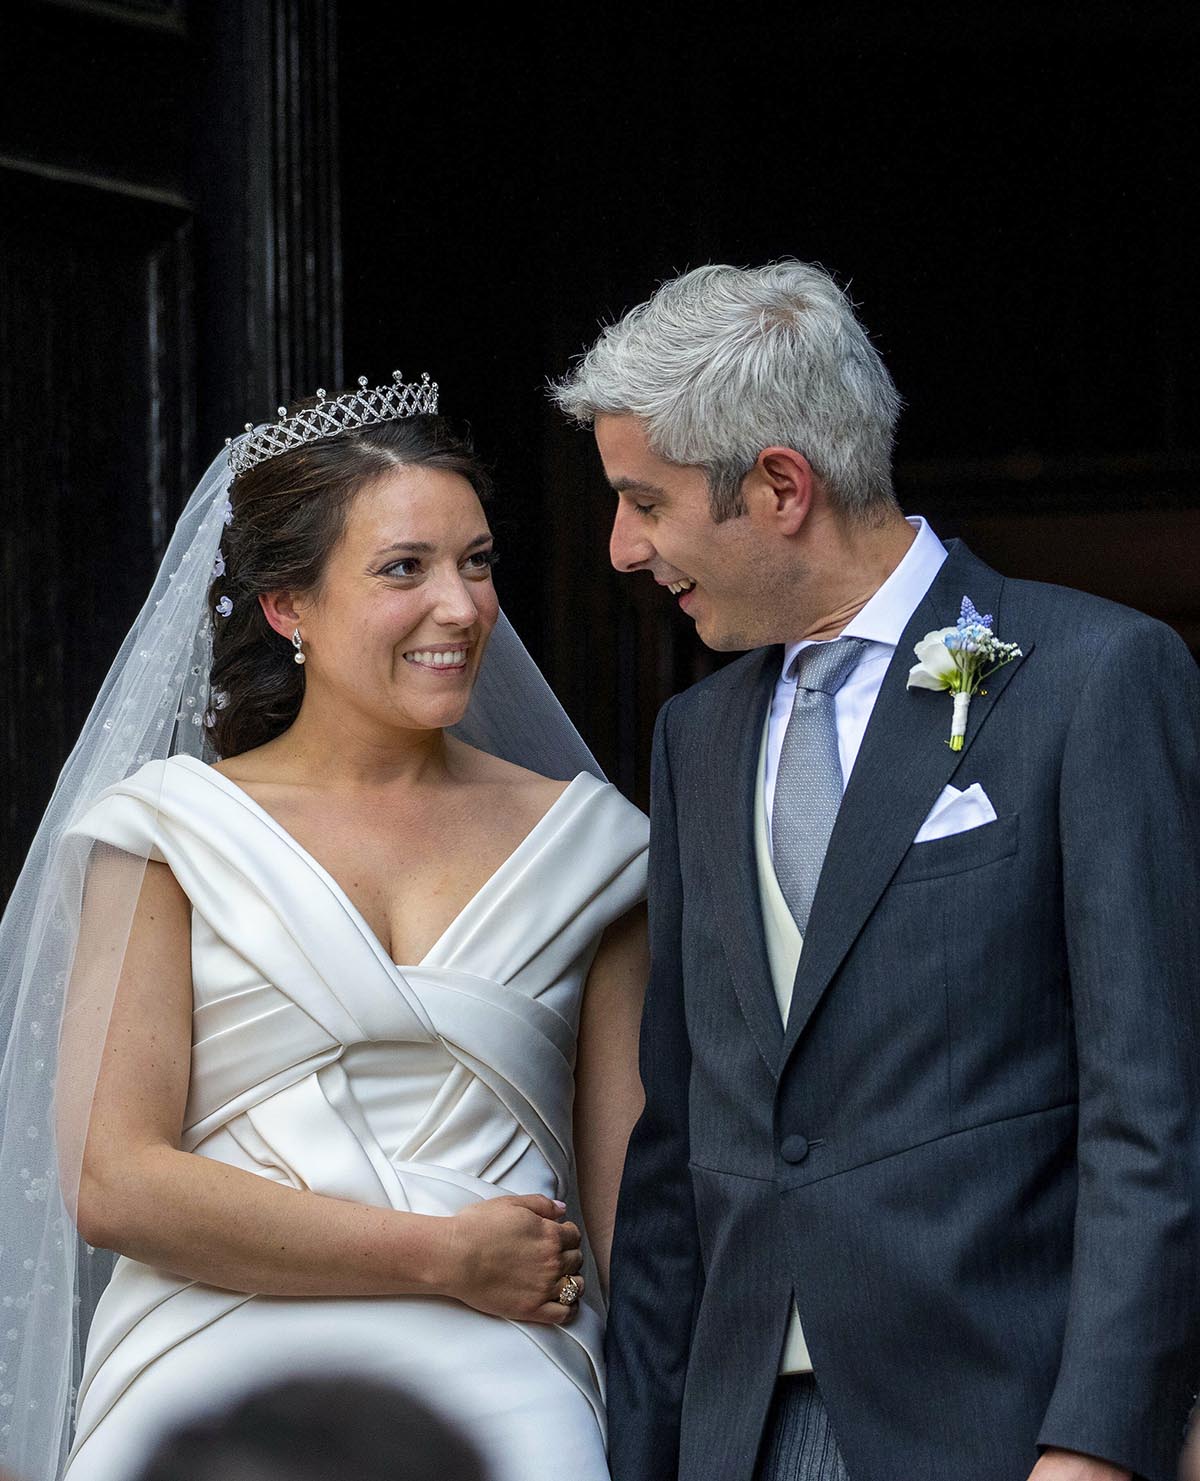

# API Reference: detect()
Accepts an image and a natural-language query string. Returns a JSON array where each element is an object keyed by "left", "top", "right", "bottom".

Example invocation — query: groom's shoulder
[
  {"left": 663, "top": 651, "right": 764, "bottom": 713},
  {"left": 1001, "top": 572, "right": 1192, "bottom": 671},
  {"left": 660, "top": 649, "right": 772, "bottom": 727}
]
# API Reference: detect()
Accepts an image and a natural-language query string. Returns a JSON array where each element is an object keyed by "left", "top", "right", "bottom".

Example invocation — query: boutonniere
[{"left": 907, "top": 597, "right": 1023, "bottom": 750}]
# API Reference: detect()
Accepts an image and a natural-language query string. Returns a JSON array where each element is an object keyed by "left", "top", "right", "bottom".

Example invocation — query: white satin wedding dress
[{"left": 63, "top": 755, "right": 648, "bottom": 1481}]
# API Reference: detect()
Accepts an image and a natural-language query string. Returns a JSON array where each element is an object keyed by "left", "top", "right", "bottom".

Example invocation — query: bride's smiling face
[{"left": 276, "top": 463, "right": 499, "bottom": 733}]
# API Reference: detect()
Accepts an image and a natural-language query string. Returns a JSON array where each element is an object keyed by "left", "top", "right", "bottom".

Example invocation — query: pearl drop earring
[{"left": 291, "top": 629, "right": 306, "bottom": 665}]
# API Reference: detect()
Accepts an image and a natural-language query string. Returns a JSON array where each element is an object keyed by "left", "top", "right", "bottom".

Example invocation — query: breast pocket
[{"left": 891, "top": 811, "right": 1020, "bottom": 885}]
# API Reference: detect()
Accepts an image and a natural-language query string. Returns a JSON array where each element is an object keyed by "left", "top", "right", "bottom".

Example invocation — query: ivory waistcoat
[{"left": 754, "top": 722, "right": 814, "bottom": 1375}]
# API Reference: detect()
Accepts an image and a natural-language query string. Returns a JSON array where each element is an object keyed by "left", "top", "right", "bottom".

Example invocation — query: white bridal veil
[{"left": 0, "top": 430, "right": 601, "bottom": 1481}]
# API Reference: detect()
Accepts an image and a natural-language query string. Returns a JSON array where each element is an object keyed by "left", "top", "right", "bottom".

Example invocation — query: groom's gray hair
[{"left": 550, "top": 261, "right": 903, "bottom": 522}]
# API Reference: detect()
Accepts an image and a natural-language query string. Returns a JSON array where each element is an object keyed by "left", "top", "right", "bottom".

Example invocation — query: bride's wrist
[{"left": 394, "top": 1210, "right": 461, "bottom": 1299}]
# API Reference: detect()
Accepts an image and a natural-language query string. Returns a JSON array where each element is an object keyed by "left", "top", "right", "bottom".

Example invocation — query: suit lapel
[
  {"left": 780, "top": 542, "right": 1032, "bottom": 1065},
  {"left": 696, "top": 648, "right": 783, "bottom": 1077}
]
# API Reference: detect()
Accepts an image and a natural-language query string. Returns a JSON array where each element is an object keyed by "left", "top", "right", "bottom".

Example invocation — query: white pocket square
[{"left": 913, "top": 782, "right": 998, "bottom": 843}]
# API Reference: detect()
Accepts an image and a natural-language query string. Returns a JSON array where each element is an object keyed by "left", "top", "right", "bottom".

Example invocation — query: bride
[{"left": 0, "top": 377, "right": 648, "bottom": 1481}]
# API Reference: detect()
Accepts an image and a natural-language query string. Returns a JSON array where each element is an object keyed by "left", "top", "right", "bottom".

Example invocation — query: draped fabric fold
[{"left": 62, "top": 756, "right": 648, "bottom": 1481}]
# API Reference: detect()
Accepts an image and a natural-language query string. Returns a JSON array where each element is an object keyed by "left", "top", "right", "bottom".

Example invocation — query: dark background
[{"left": 2, "top": 0, "right": 1197, "bottom": 898}]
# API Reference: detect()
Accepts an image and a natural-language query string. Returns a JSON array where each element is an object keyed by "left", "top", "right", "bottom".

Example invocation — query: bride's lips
[{"left": 401, "top": 642, "right": 471, "bottom": 673}]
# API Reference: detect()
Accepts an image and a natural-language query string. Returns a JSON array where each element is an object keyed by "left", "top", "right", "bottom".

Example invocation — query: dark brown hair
[
  {"left": 133, "top": 1374, "right": 488, "bottom": 1481},
  {"left": 207, "top": 406, "right": 491, "bottom": 758}
]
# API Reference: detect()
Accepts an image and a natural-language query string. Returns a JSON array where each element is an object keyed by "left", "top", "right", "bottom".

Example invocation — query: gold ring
[{"left": 556, "top": 1276, "right": 581, "bottom": 1307}]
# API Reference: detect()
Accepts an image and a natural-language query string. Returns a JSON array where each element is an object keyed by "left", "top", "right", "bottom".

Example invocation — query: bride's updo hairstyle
[{"left": 207, "top": 402, "right": 492, "bottom": 759}]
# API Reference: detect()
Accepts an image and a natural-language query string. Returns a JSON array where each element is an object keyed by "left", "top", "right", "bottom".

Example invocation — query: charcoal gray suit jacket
[{"left": 606, "top": 541, "right": 1200, "bottom": 1481}]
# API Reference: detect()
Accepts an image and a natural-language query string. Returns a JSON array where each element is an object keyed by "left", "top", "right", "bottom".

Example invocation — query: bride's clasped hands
[{"left": 442, "top": 1194, "right": 586, "bottom": 1324}]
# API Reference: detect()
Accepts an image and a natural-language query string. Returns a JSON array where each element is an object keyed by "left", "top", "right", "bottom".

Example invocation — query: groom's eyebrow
[{"left": 611, "top": 478, "right": 667, "bottom": 498}]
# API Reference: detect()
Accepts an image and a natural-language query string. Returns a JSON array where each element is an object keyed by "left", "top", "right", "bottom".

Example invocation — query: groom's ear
[{"left": 743, "top": 447, "right": 815, "bottom": 537}]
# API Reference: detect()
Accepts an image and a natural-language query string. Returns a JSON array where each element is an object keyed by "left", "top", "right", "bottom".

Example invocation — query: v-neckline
[{"left": 172, "top": 755, "right": 591, "bottom": 970}]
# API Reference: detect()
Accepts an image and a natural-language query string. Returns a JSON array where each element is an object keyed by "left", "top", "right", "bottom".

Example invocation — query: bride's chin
[{"left": 390, "top": 689, "right": 475, "bottom": 731}]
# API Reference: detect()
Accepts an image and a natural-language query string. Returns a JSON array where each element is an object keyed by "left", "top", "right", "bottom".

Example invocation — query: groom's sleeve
[
  {"left": 606, "top": 698, "right": 703, "bottom": 1481},
  {"left": 1037, "top": 616, "right": 1200, "bottom": 1478}
]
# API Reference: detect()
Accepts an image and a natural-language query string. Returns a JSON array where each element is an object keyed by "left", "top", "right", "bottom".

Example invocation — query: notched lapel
[
  {"left": 780, "top": 544, "right": 1032, "bottom": 1063},
  {"left": 694, "top": 650, "right": 783, "bottom": 1076}
]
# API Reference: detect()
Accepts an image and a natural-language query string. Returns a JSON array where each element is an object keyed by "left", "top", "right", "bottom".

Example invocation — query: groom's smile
[{"left": 595, "top": 412, "right": 796, "bottom": 653}]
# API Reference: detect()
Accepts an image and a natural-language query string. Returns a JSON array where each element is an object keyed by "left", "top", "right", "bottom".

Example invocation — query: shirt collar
[{"left": 781, "top": 516, "right": 948, "bottom": 680}]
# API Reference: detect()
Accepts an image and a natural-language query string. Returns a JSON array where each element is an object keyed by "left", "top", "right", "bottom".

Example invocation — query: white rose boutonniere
[{"left": 907, "top": 597, "right": 1023, "bottom": 750}]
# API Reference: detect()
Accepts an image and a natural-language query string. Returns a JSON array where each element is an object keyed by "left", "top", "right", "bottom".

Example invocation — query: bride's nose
[{"left": 428, "top": 568, "right": 481, "bottom": 628}]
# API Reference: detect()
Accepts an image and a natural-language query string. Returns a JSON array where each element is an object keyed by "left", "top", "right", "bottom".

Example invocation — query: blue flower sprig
[{"left": 907, "top": 597, "right": 1023, "bottom": 750}]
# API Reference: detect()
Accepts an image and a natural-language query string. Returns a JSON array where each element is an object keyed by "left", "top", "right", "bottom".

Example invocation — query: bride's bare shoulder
[
  {"left": 447, "top": 739, "right": 580, "bottom": 810},
  {"left": 209, "top": 756, "right": 246, "bottom": 781},
  {"left": 208, "top": 739, "right": 290, "bottom": 787}
]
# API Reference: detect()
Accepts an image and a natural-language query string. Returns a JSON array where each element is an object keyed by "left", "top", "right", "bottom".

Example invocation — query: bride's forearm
[
  {"left": 574, "top": 905, "right": 649, "bottom": 1294},
  {"left": 76, "top": 1142, "right": 453, "bottom": 1297}
]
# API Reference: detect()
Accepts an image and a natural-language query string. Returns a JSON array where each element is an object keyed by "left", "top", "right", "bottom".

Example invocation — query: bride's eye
[
  {"left": 381, "top": 557, "right": 422, "bottom": 579},
  {"left": 463, "top": 550, "right": 499, "bottom": 576}
]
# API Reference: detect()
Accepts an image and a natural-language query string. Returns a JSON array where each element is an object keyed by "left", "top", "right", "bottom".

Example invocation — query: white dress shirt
[
  {"left": 764, "top": 517, "right": 949, "bottom": 854},
  {"left": 757, "top": 515, "right": 947, "bottom": 1375}
]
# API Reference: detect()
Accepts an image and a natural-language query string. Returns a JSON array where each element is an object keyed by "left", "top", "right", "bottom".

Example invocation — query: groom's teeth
[
  {"left": 404, "top": 649, "right": 468, "bottom": 667},
  {"left": 667, "top": 579, "right": 696, "bottom": 595}
]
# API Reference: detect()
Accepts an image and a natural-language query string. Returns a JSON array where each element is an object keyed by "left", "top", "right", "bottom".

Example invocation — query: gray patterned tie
[{"left": 771, "top": 637, "right": 866, "bottom": 936}]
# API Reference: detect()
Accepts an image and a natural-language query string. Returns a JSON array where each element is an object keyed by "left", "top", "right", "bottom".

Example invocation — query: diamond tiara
[{"left": 226, "top": 371, "right": 440, "bottom": 475}]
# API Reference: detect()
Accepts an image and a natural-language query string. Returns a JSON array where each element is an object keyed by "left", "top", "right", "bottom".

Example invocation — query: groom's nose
[{"left": 609, "top": 502, "right": 653, "bottom": 573}]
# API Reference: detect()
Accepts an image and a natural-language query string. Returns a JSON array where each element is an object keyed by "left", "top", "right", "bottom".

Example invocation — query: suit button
[{"left": 780, "top": 1134, "right": 809, "bottom": 1164}]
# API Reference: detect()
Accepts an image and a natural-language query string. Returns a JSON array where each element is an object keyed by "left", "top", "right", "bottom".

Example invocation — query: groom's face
[{"left": 596, "top": 414, "right": 778, "bottom": 652}]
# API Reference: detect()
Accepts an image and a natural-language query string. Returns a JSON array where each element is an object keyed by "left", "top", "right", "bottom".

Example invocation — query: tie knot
[{"left": 789, "top": 636, "right": 865, "bottom": 696}]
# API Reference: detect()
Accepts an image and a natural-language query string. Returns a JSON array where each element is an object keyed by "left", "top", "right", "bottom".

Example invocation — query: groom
[{"left": 552, "top": 262, "right": 1200, "bottom": 1481}]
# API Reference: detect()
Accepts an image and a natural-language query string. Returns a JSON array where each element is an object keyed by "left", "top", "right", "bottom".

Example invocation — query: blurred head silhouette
[
  {"left": 1183, "top": 1421, "right": 1200, "bottom": 1481},
  {"left": 131, "top": 1374, "right": 489, "bottom": 1481}
]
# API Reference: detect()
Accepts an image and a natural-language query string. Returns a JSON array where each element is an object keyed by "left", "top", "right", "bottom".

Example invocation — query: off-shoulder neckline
[{"left": 169, "top": 756, "right": 600, "bottom": 968}]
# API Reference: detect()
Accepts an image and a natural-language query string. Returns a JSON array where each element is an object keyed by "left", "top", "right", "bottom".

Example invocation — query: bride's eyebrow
[
  {"left": 376, "top": 540, "right": 433, "bottom": 556},
  {"left": 373, "top": 533, "right": 493, "bottom": 558}
]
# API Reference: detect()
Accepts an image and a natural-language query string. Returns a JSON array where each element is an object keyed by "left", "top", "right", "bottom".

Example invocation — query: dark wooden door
[{"left": 0, "top": 0, "right": 341, "bottom": 902}]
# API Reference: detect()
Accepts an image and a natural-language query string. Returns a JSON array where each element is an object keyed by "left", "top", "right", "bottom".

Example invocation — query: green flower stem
[{"left": 979, "top": 654, "right": 1019, "bottom": 682}]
